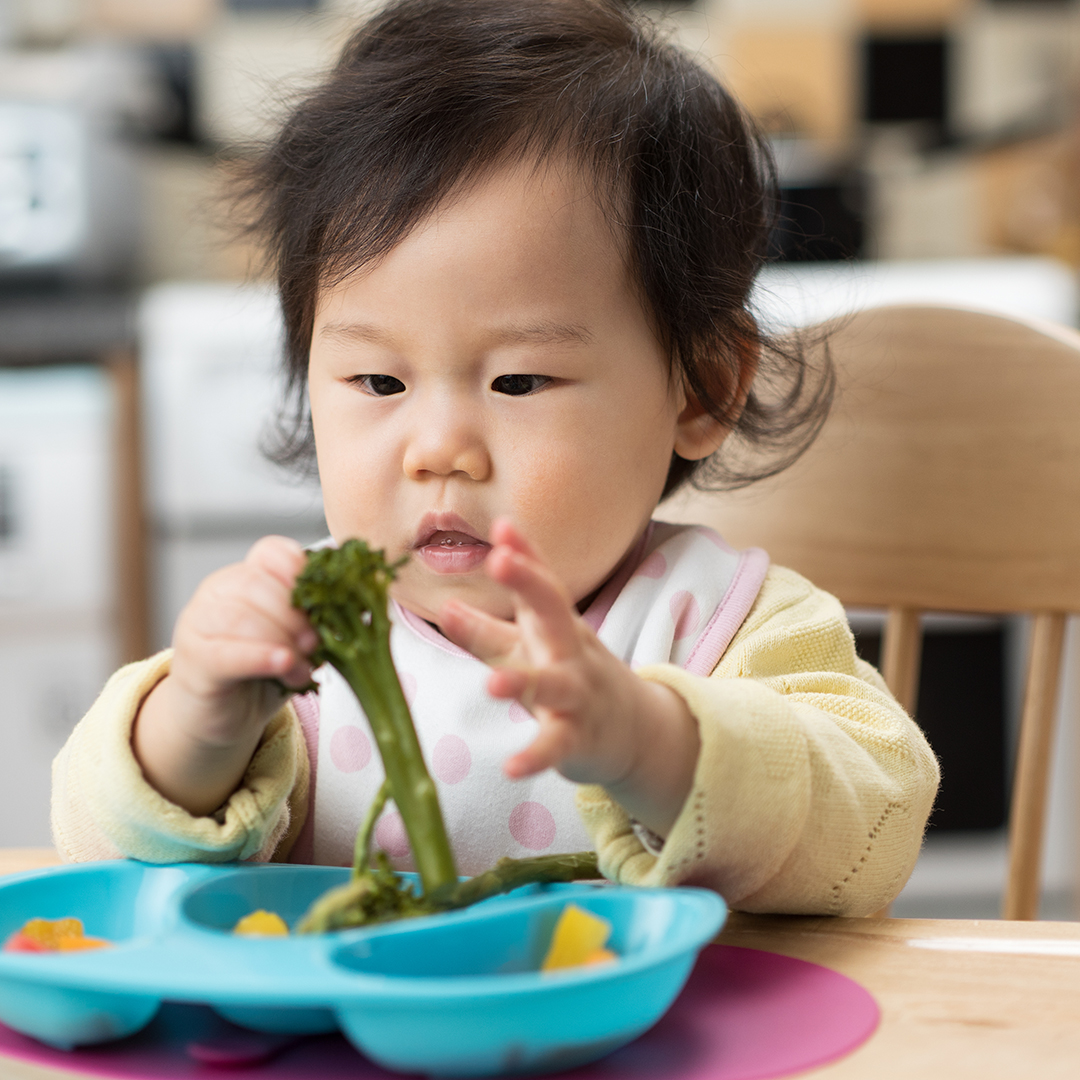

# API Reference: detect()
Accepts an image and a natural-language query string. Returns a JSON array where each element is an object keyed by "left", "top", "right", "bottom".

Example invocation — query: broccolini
[{"left": 292, "top": 539, "right": 599, "bottom": 933}]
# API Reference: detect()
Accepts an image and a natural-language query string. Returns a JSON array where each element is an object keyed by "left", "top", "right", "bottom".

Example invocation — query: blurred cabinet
[{"left": 722, "top": 26, "right": 855, "bottom": 146}]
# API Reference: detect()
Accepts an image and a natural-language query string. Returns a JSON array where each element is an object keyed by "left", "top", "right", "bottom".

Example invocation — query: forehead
[{"left": 313, "top": 156, "right": 636, "bottom": 329}]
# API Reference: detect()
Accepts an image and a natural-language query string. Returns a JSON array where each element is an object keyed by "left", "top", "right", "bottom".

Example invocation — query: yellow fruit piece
[
  {"left": 541, "top": 905, "right": 617, "bottom": 972},
  {"left": 234, "top": 910, "right": 289, "bottom": 936},
  {"left": 21, "top": 917, "right": 83, "bottom": 948},
  {"left": 14, "top": 918, "right": 112, "bottom": 952}
]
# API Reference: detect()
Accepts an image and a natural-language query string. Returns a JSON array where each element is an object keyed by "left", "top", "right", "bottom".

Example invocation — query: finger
[
  {"left": 245, "top": 535, "right": 307, "bottom": 590},
  {"left": 181, "top": 635, "right": 311, "bottom": 695},
  {"left": 488, "top": 520, "right": 574, "bottom": 639},
  {"left": 487, "top": 666, "right": 539, "bottom": 711},
  {"left": 487, "top": 665, "right": 584, "bottom": 714},
  {"left": 245, "top": 538, "right": 319, "bottom": 650},
  {"left": 504, "top": 720, "right": 575, "bottom": 779},
  {"left": 486, "top": 547, "right": 579, "bottom": 657},
  {"left": 200, "top": 562, "right": 317, "bottom": 654},
  {"left": 489, "top": 518, "right": 544, "bottom": 561},
  {"left": 277, "top": 653, "right": 316, "bottom": 690},
  {"left": 439, "top": 599, "right": 519, "bottom": 662}
]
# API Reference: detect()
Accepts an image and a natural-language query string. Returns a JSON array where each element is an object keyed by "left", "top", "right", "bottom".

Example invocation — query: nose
[{"left": 401, "top": 395, "right": 491, "bottom": 482}]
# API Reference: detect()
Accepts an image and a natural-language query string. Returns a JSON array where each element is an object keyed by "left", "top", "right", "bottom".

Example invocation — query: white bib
[{"left": 311, "top": 522, "right": 768, "bottom": 874}]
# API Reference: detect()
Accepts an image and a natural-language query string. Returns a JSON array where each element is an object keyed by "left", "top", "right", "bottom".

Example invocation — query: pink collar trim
[
  {"left": 393, "top": 601, "right": 475, "bottom": 659},
  {"left": 682, "top": 546, "right": 770, "bottom": 677}
]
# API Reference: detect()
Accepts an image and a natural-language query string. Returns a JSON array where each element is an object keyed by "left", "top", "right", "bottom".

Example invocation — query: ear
[{"left": 673, "top": 339, "right": 759, "bottom": 461}]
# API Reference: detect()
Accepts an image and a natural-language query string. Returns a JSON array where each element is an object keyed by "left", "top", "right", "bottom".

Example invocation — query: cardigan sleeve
[
  {"left": 575, "top": 564, "right": 940, "bottom": 916},
  {"left": 51, "top": 650, "right": 310, "bottom": 864}
]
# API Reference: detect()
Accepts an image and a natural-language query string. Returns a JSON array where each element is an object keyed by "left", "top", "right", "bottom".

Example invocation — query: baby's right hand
[
  {"left": 170, "top": 535, "right": 316, "bottom": 715},
  {"left": 133, "top": 536, "right": 316, "bottom": 816}
]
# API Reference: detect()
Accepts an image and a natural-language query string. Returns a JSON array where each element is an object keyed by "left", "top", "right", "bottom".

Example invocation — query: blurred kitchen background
[{"left": 1, "top": 0, "right": 1078, "bottom": 919}]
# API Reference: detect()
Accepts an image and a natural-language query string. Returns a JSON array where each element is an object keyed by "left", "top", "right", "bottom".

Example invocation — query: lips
[{"left": 413, "top": 513, "right": 491, "bottom": 574}]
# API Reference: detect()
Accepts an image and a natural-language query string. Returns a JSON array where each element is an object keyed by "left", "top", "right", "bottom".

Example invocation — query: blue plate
[{"left": 0, "top": 862, "right": 725, "bottom": 1076}]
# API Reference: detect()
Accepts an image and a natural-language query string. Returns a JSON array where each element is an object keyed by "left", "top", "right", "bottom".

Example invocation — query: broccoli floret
[{"left": 291, "top": 539, "right": 598, "bottom": 933}]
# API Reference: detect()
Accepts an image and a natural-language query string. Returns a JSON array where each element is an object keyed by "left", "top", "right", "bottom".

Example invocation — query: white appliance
[
  {"left": 139, "top": 283, "right": 326, "bottom": 649},
  {"left": 753, "top": 255, "right": 1078, "bottom": 330},
  {"left": 0, "top": 365, "right": 115, "bottom": 845},
  {"left": 0, "top": 44, "right": 152, "bottom": 283}
]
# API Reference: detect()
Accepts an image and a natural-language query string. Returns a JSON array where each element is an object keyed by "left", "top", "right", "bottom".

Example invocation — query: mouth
[{"left": 413, "top": 513, "right": 491, "bottom": 574}]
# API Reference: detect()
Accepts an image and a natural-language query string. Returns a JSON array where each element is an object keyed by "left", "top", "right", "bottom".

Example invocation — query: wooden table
[{"left": 2, "top": 850, "right": 1080, "bottom": 1079}]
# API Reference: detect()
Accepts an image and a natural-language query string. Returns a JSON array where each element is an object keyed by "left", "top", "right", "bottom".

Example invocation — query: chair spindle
[{"left": 1003, "top": 612, "right": 1067, "bottom": 920}]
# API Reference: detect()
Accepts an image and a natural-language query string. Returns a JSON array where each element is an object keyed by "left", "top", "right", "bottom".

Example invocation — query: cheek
[
  {"left": 310, "top": 392, "right": 389, "bottom": 538},
  {"left": 506, "top": 424, "right": 666, "bottom": 584},
  {"left": 310, "top": 398, "right": 352, "bottom": 499}
]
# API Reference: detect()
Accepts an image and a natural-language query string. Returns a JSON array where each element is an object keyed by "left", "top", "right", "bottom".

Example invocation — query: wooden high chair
[{"left": 664, "top": 304, "right": 1080, "bottom": 920}]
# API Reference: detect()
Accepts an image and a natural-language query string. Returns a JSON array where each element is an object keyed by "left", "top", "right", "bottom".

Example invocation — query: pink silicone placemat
[{"left": 0, "top": 945, "right": 879, "bottom": 1080}]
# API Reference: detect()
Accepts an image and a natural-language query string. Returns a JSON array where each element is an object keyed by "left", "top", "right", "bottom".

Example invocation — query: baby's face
[{"left": 308, "top": 158, "right": 699, "bottom": 624}]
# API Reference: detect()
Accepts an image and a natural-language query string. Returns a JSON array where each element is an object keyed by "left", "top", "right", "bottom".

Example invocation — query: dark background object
[
  {"left": 0, "top": 467, "right": 13, "bottom": 542},
  {"left": 854, "top": 625, "right": 1009, "bottom": 832},
  {"left": 143, "top": 45, "right": 198, "bottom": 145},
  {"left": 770, "top": 180, "right": 866, "bottom": 261},
  {"left": 863, "top": 35, "right": 950, "bottom": 128},
  {"left": 0, "top": 292, "right": 136, "bottom": 365}
]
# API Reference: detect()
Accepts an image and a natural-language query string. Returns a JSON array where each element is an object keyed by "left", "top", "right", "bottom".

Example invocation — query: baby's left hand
[{"left": 439, "top": 519, "right": 700, "bottom": 837}]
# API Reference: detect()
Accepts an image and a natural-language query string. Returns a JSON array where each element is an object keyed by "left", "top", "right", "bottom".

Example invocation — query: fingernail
[{"left": 271, "top": 648, "right": 291, "bottom": 670}]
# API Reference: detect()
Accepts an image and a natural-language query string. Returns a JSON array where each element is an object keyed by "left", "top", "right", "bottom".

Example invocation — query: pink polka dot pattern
[
  {"left": 670, "top": 590, "right": 701, "bottom": 641},
  {"left": 635, "top": 551, "right": 667, "bottom": 579},
  {"left": 508, "top": 701, "right": 533, "bottom": 724},
  {"left": 398, "top": 671, "right": 418, "bottom": 705},
  {"left": 509, "top": 801, "right": 556, "bottom": 851},
  {"left": 431, "top": 734, "right": 472, "bottom": 784},
  {"left": 329, "top": 725, "right": 372, "bottom": 773},
  {"left": 374, "top": 811, "right": 410, "bottom": 857}
]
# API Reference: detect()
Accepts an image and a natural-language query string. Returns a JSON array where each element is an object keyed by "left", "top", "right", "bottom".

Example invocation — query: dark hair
[{"left": 241, "top": 0, "right": 834, "bottom": 496}]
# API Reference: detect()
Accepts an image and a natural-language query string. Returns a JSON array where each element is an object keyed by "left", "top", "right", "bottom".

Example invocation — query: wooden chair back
[{"left": 664, "top": 304, "right": 1080, "bottom": 919}]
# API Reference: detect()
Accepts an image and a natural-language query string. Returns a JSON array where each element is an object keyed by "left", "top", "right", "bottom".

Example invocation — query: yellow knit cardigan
[{"left": 51, "top": 565, "right": 939, "bottom": 916}]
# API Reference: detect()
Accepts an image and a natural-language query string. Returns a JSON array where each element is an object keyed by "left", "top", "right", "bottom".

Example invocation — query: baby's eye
[
  {"left": 491, "top": 374, "right": 550, "bottom": 396},
  {"left": 352, "top": 374, "right": 406, "bottom": 396}
]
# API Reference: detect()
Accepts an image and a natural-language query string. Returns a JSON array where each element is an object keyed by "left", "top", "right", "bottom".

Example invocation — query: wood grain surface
[{"left": 664, "top": 305, "right": 1080, "bottom": 614}]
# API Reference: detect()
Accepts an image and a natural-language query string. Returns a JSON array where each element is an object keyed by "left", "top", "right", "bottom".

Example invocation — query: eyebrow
[
  {"left": 493, "top": 322, "right": 593, "bottom": 346},
  {"left": 317, "top": 320, "right": 593, "bottom": 347},
  {"left": 318, "top": 323, "right": 397, "bottom": 346}
]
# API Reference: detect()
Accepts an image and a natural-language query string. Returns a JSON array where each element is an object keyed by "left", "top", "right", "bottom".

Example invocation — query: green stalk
[
  {"left": 292, "top": 540, "right": 602, "bottom": 934},
  {"left": 294, "top": 542, "right": 458, "bottom": 899},
  {"left": 335, "top": 633, "right": 457, "bottom": 898},
  {"left": 353, "top": 779, "right": 390, "bottom": 878},
  {"left": 448, "top": 852, "right": 600, "bottom": 909}
]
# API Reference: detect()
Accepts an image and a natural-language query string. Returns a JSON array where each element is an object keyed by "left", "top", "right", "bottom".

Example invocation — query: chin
[{"left": 397, "top": 578, "right": 514, "bottom": 625}]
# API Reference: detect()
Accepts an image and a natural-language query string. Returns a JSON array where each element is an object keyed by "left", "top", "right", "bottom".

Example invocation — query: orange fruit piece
[{"left": 581, "top": 948, "right": 617, "bottom": 967}]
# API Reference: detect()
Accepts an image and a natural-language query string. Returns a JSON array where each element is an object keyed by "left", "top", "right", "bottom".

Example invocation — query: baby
[{"left": 53, "top": 0, "right": 938, "bottom": 915}]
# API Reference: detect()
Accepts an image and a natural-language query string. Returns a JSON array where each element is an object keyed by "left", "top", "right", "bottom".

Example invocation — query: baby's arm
[
  {"left": 440, "top": 519, "right": 702, "bottom": 836},
  {"left": 134, "top": 537, "right": 316, "bottom": 815},
  {"left": 579, "top": 566, "right": 941, "bottom": 916},
  {"left": 51, "top": 537, "right": 314, "bottom": 863},
  {"left": 443, "top": 524, "right": 939, "bottom": 917}
]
